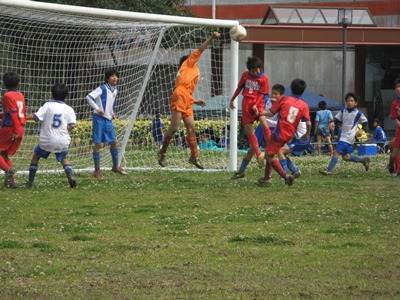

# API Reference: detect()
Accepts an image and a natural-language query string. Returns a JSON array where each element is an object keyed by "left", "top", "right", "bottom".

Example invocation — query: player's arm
[
  {"left": 198, "top": 32, "right": 220, "bottom": 53},
  {"left": 26, "top": 114, "right": 35, "bottom": 121},
  {"left": 302, "top": 120, "right": 312, "bottom": 142},
  {"left": 194, "top": 99, "right": 206, "bottom": 107},
  {"left": 86, "top": 88, "right": 104, "bottom": 115},
  {"left": 229, "top": 86, "right": 242, "bottom": 110},
  {"left": 67, "top": 123, "right": 76, "bottom": 133}
]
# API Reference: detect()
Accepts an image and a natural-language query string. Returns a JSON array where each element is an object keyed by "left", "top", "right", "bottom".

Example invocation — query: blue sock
[
  {"left": 110, "top": 148, "right": 118, "bottom": 168},
  {"left": 279, "top": 159, "right": 288, "bottom": 173},
  {"left": 349, "top": 155, "right": 364, "bottom": 163},
  {"left": 238, "top": 158, "right": 250, "bottom": 174},
  {"left": 93, "top": 152, "right": 100, "bottom": 171},
  {"left": 28, "top": 163, "right": 38, "bottom": 183},
  {"left": 287, "top": 158, "right": 299, "bottom": 173},
  {"left": 327, "top": 157, "right": 339, "bottom": 172},
  {"left": 63, "top": 164, "right": 73, "bottom": 179}
]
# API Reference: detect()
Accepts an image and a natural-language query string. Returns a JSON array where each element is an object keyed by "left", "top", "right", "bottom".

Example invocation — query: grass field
[{"left": 1, "top": 154, "right": 399, "bottom": 299}]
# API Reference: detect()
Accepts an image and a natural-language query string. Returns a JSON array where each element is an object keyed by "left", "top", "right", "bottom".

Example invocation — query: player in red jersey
[
  {"left": 388, "top": 79, "right": 400, "bottom": 176},
  {"left": 230, "top": 56, "right": 271, "bottom": 167},
  {"left": 0, "top": 71, "right": 26, "bottom": 188},
  {"left": 257, "top": 78, "right": 311, "bottom": 187}
]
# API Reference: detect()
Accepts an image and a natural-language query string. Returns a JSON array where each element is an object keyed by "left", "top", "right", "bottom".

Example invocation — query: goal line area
[{"left": 0, "top": 0, "right": 241, "bottom": 173}]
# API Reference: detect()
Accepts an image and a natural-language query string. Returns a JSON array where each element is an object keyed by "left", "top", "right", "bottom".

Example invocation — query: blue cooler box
[{"left": 358, "top": 144, "right": 377, "bottom": 156}]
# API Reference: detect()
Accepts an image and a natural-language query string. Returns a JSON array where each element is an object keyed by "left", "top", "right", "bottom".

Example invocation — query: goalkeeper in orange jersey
[{"left": 157, "top": 31, "right": 221, "bottom": 169}]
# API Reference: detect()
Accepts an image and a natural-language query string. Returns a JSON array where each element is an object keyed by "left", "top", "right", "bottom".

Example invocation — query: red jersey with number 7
[
  {"left": 1, "top": 90, "right": 26, "bottom": 135},
  {"left": 270, "top": 95, "right": 310, "bottom": 142}
]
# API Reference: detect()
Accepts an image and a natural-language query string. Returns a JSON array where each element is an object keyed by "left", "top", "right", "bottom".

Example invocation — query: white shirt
[
  {"left": 86, "top": 83, "right": 118, "bottom": 120},
  {"left": 34, "top": 100, "right": 76, "bottom": 152},
  {"left": 335, "top": 107, "right": 368, "bottom": 144},
  {"left": 264, "top": 97, "right": 278, "bottom": 128}
]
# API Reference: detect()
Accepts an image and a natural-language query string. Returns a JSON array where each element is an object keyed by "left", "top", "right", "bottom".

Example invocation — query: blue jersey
[{"left": 372, "top": 126, "right": 387, "bottom": 142}]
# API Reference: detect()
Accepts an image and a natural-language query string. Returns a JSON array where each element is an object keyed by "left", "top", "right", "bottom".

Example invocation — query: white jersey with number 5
[{"left": 33, "top": 100, "right": 76, "bottom": 152}]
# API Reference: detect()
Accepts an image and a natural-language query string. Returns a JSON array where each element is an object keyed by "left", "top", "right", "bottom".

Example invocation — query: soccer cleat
[
  {"left": 158, "top": 151, "right": 166, "bottom": 167},
  {"left": 93, "top": 170, "right": 103, "bottom": 179},
  {"left": 188, "top": 156, "right": 204, "bottom": 170},
  {"left": 255, "top": 177, "right": 271, "bottom": 186},
  {"left": 231, "top": 172, "right": 245, "bottom": 180},
  {"left": 25, "top": 181, "right": 34, "bottom": 188},
  {"left": 319, "top": 169, "right": 333, "bottom": 176},
  {"left": 112, "top": 166, "right": 127, "bottom": 175},
  {"left": 293, "top": 170, "right": 302, "bottom": 179},
  {"left": 390, "top": 172, "right": 400, "bottom": 177},
  {"left": 257, "top": 153, "right": 265, "bottom": 168},
  {"left": 284, "top": 174, "right": 294, "bottom": 186},
  {"left": 3, "top": 168, "right": 15, "bottom": 188},
  {"left": 387, "top": 163, "right": 394, "bottom": 174},
  {"left": 363, "top": 157, "right": 370, "bottom": 172},
  {"left": 68, "top": 178, "right": 77, "bottom": 188}
]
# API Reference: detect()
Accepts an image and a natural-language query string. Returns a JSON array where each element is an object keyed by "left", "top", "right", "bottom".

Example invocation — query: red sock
[
  {"left": 263, "top": 126, "right": 271, "bottom": 144},
  {"left": 271, "top": 159, "right": 286, "bottom": 179},
  {"left": 0, "top": 156, "right": 8, "bottom": 172},
  {"left": 248, "top": 133, "right": 261, "bottom": 156},
  {"left": 5, "top": 159, "right": 12, "bottom": 169},
  {"left": 396, "top": 152, "right": 400, "bottom": 173},
  {"left": 264, "top": 163, "right": 273, "bottom": 179},
  {"left": 187, "top": 134, "right": 198, "bottom": 157}
]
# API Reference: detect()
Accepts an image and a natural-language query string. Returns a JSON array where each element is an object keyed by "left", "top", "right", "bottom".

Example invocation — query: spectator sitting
[
  {"left": 367, "top": 118, "right": 387, "bottom": 153},
  {"left": 355, "top": 124, "right": 368, "bottom": 143}
]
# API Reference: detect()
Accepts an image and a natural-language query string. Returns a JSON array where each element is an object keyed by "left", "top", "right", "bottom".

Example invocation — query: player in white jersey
[
  {"left": 25, "top": 83, "right": 77, "bottom": 188},
  {"left": 86, "top": 68, "right": 127, "bottom": 178},
  {"left": 319, "top": 92, "right": 370, "bottom": 176}
]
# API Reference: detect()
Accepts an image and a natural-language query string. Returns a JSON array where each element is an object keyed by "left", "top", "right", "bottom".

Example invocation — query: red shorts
[
  {"left": 265, "top": 134, "right": 286, "bottom": 156},
  {"left": 241, "top": 99, "right": 264, "bottom": 125},
  {"left": 0, "top": 127, "right": 24, "bottom": 156},
  {"left": 170, "top": 86, "right": 194, "bottom": 118}
]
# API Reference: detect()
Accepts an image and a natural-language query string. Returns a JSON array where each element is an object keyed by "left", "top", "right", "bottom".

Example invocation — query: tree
[{"left": 33, "top": 0, "right": 193, "bottom": 16}]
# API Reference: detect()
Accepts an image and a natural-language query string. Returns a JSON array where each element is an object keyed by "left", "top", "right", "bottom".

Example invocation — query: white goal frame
[{"left": 0, "top": 0, "right": 240, "bottom": 172}]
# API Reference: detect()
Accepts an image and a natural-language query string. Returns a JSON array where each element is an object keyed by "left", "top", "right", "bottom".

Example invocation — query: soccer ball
[{"left": 229, "top": 25, "right": 247, "bottom": 42}]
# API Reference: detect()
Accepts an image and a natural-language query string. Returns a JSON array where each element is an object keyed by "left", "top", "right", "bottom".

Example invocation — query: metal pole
[{"left": 341, "top": 23, "right": 347, "bottom": 105}]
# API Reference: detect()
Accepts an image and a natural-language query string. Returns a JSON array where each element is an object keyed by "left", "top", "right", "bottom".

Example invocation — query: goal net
[{"left": 0, "top": 1, "right": 241, "bottom": 174}]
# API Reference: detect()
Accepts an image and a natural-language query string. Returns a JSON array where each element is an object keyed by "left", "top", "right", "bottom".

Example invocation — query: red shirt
[
  {"left": 390, "top": 98, "right": 400, "bottom": 120},
  {"left": 2, "top": 90, "right": 26, "bottom": 135},
  {"left": 238, "top": 71, "right": 269, "bottom": 103},
  {"left": 270, "top": 95, "right": 310, "bottom": 142}
]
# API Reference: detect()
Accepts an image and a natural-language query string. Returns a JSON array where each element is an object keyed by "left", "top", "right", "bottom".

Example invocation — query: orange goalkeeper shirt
[{"left": 170, "top": 49, "right": 202, "bottom": 117}]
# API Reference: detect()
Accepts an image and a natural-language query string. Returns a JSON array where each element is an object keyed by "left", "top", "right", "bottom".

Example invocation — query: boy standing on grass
[
  {"left": 157, "top": 32, "right": 221, "bottom": 170},
  {"left": 230, "top": 56, "right": 271, "bottom": 168},
  {"left": 314, "top": 100, "right": 334, "bottom": 156},
  {"left": 257, "top": 78, "right": 311, "bottom": 187},
  {"left": 319, "top": 92, "right": 370, "bottom": 176},
  {"left": 87, "top": 68, "right": 127, "bottom": 178},
  {"left": 387, "top": 79, "right": 400, "bottom": 176},
  {"left": 0, "top": 71, "right": 26, "bottom": 188},
  {"left": 231, "top": 83, "right": 284, "bottom": 180},
  {"left": 25, "top": 83, "right": 77, "bottom": 188}
]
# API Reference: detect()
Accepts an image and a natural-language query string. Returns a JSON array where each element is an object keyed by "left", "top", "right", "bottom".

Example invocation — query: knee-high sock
[
  {"left": 263, "top": 127, "right": 271, "bottom": 144},
  {"left": 248, "top": 133, "right": 261, "bottom": 157},
  {"left": 63, "top": 164, "right": 73, "bottom": 180},
  {"left": 93, "top": 152, "right": 100, "bottom": 171},
  {"left": 349, "top": 155, "right": 365, "bottom": 163},
  {"left": 160, "top": 133, "right": 173, "bottom": 154},
  {"left": 264, "top": 163, "right": 273, "bottom": 179},
  {"left": 271, "top": 159, "right": 286, "bottom": 179},
  {"left": 238, "top": 158, "right": 250, "bottom": 174},
  {"left": 279, "top": 159, "right": 288, "bottom": 173},
  {"left": 187, "top": 134, "right": 198, "bottom": 158},
  {"left": 327, "top": 157, "right": 339, "bottom": 172},
  {"left": 286, "top": 158, "right": 299, "bottom": 173},
  {"left": 396, "top": 152, "right": 400, "bottom": 173},
  {"left": 110, "top": 148, "right": 118, "bottom": 168},
  {"left": 28, "top": 163, "right": 38, "bottom": 183}
]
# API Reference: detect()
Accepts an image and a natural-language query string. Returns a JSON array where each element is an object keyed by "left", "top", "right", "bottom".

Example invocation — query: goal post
[{"left": 0, "top": 0, "right": 240, "bottom": 173}]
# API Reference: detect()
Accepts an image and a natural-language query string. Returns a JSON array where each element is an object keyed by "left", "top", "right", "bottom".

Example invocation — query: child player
[
  {"left": 25, "top": 83, "right": 77, "bottom": 188},
  {"left": 257, "top": 78, "right": 311, "bottom": 187},
  {"left": 0, "top": 71, "right": 26, "bottom": 188},
  {"left": 87, "top": 68, "right": 127, "bottom": 178},
  {"left": 388, "top": 79, "right": 400, "bottom": 176},
  {"left": 319, "top": 92, "right": 370, "bottom": 176},
  {"left": 158, "top": 31, "right": 221, "bottom": 170},
  {"left": 230, "top": 56, "right": 271, "bottom": 168},
  {"left": 231, "top": 83, "right": 284, "bottom": 179}
]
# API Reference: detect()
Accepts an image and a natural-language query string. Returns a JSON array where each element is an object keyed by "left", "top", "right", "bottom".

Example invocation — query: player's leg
[
  {"left": 344, "top": 149, "right": 370, "bottom": 171},
  {"left": 183, "top": 115, "right": 203, "bottom": 169},
  {"left": 26, "top": 146, "right": 47, "bottom": 188},
  {"left": 60, "top": 154, "right": 77, "bottom": 188},
  {"left": 244, "top": 123, "right": 264, "bottom": 167},
  {"left": 158, "top": 110, "right": 182, "bottom": 167},
  {"left": 316, "top": 134, "right": 322, "bottom": 156},
  {"left": 109, "top": 140, "right": 127, "bottom": 175},
  {"left": 232, "top": 148, "right": 255, "bottom": 179},
  {"left": 325, "top": 135, "right": 334, "bottom": 156},
  {"left": 92, "top": 115, "right": 104, "bottom": 178},
  {"left": 319, "top": 143, "right": 343, "bottom": 175},
  {"left": 1, "top": 151, "right": 14, "bottom": 188},
  {"left": 258, "top": 116, "right": 271, "bottom": 144}
]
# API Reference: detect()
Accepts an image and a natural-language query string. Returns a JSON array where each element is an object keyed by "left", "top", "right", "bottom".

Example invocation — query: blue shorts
[
  {"left": 92, "top": 114, "right": 116, "bottom": 144},
  {"left": 288, "top": 136, "right": 310, "bottom": 156},
  {"left": 34, "top": 145, "right": 68, "bottom": 163},
  {"left": 336, "top": 141, "right": 354, "bottom": 155}
]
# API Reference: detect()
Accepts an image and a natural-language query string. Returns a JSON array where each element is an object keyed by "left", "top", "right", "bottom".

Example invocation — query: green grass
[{"left": 1, "top": 154, "right": 399, "bottom": 299}]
